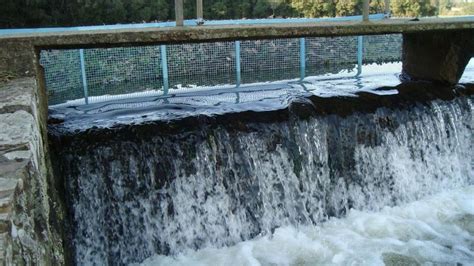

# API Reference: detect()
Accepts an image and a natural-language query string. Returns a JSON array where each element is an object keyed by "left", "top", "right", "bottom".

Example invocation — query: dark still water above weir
[{"left": 48, "top": 69, "right": 474, "bottom": 265}]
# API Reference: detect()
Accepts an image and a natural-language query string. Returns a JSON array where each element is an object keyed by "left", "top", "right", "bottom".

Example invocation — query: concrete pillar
[
  {"left": 0, "top": 40, "right": 35, "bottom": 78},
  {"left": 363, "top": 0, "right": 370, "bottom": 21},
  {"left": 402, "top": 30, "right": 474, "bottom": 84},
  {"left": 175, "top": 0, "right": 184, "bottom": 26},
  {"left": 197, "top": 0, "right": 203, "bottom": 20}
]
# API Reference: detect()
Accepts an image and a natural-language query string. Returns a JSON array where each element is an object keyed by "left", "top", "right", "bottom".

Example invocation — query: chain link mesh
[
  {"left": 306, "top": 36, "right": 359, "bottom": 77},
  {"left": 363, "top": 35, "right": 403, "bottom": 64},
  {"left": 167, "top": 41, "right": 236, "bottom": 90},
  {"left": 40, "top": 34, "right": 402, "bottom": 105},
  {"left": 241, "top": 39, "right": 301, "bottom": 83}
]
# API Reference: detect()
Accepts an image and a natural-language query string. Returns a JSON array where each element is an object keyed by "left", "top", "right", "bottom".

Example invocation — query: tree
[
  {"left": 235, "top": 1, "right": 254, "bottom": 18},
  {"left": 391, "top": 0, "right": 437, "bottom": 17},
  {"left": 291, "top": 0, "right": 336, "bottom": 17},
  {"left": 269, "top": 0, "right": 285, "bottom": 15},
  {"left": 151, "top": 0, "right": 171, "bottom": 21},
  {"left": 335, "top": 0, "right": 362, "bottom": 16},
  {"left": 211, "top": 1, "right": 229, "bottom": 18},
  {"left": 253, "top": 0, "right": 272, "bottom": 18},
  {"left": 369, "top": 0, "right": 386, "bottom": 14},
  {"left": 0, "top": 0, "right": 444, "bottom": 28}
]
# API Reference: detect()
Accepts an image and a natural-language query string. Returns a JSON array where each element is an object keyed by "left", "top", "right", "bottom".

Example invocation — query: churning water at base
[
  {"left": 51, "top": 92, "right": 473, "bottom": 265},
  {"left": 140, "top": 186, "right": 474, "bottom": 266}
]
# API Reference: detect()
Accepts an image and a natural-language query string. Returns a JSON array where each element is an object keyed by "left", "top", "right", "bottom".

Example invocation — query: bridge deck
[{"left": 1, "top": 17, "right": 474, "bottom": 49}]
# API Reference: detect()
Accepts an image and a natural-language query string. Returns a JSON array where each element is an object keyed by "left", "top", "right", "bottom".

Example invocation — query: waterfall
[{"left": 50, "top": 89, "right": 473, "bottom": 265}]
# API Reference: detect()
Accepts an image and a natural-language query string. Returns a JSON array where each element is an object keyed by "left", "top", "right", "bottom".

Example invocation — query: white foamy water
[
  {"left": 57, "top": 95, "right": 473, "bottom": 264},
  {"left": 140, "top": 186, "right": 474, "bottom": 266}
]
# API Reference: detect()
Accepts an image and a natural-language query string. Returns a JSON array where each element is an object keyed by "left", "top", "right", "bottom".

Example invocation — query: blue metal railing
[
  {"left": 160, "top": 45, "right": 169, "bottom": 95},
  {"left": 299, "top": 38, "right": 306, "bottom": 81},
  {"left": 79, "top": 49, "right": 89, "bottom": 104},
  {"left": 235, "top": 41, "right": 241, "bottom": 87},
  {"left": 357, "top": 36, "right": 364, "bottom": 76},
  {"left": 8, "top": 14, "right": 398, "bottom": 105}
]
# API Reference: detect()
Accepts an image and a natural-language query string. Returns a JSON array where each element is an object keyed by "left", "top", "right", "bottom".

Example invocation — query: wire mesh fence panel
[
  {"left": 41, "top": 33, "right": 403, "bottom": 106},
  {"left": 363, "top": 34, "right": 402, "bottom": 64},
  {"left": 83, "top": 46, "right": 163, "bottom": 103},
  {"left": 167, "top": 41, "right": 236, "bottom": 90},
  {"left": 40, "top": 49, "right": 83, "bottom": 105},
  {"left": 305, "top": 36, "right": 359, "bottom": 77},
  {"left": 240, "top": 39, "right": 301, "bottom": 84}
]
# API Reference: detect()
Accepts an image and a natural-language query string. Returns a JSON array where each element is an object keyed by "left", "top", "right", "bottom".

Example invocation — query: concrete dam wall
[
  {"left": 0, "top": 17, "right": 473, "bottom": 265},
  {"left": 48, "top": 82, "right": 474, "bottom": 265}
]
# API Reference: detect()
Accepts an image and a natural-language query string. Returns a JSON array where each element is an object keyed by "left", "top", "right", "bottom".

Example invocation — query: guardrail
[
  {"left": 1, "top": 15, "right": 473, "bottom": 105},
  {"left": 33, "top": 15, "right": 402, "bottom": 105}
]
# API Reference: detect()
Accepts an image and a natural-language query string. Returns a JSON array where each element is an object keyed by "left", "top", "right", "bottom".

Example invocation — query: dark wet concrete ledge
[{"left": 48, "top": 81, "right": 474, "bottom": 145}]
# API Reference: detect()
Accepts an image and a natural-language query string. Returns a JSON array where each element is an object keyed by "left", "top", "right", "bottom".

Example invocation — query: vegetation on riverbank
[{"left": 1, "top": 0, "right": 473, "bottom": 28}]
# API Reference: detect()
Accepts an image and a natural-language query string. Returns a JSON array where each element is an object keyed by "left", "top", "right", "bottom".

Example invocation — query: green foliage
[
  {"left": 253, "top": 0, "right": 272, "bottom": 17},
  {"left": 439, "top": 0, "right": 474, "bottom": 16},
  {"left": 390, "top": 0, "right": 437, "bottom": 17},
  {"left": 335, "top": 0, "right": 362, "bottom": 16},
  {"left": 1, "top": 0, "right": 467, "bottom": 28},
  {"left": 211, "top": 1, "right": 228, "bottom": 18},
  {"left": 369, "top": 0, "right": 386, "bottom": 14},
  {"left": 290, "top": 0, "right": 336, "bottom": 17}
]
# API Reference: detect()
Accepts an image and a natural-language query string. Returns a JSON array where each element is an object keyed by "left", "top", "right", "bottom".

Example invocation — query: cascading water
[{"left": 49, "top": 83, "right": 474, "bottom": 265}]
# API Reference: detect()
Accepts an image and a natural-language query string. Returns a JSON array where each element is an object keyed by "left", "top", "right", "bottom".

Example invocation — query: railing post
[
  {"left": 175, "top": 0, "right": 184, "bottom": 26},
  {"left": 160, "top": 45, "right": 169, "bottom": 95},
  {"left": 235, "top": 41, "right": 241, "bottom": 87},
  {"left": 363, "top": 0, "right": 370, "bottom": 21},
  {"left": 79, "top": 49, "right": 89, "bottom": 104},
  {"left": 384, "top": 0, "right": 391, "bottom": 17},
  {"left": 299, "top": 37, "right": 306, "bottom": 81},
  {"left": 197, "top": 0, "right": 203, "bottom": 21},
  {"left": 357, "top": 36, "right": 364, "bottom": 76}
]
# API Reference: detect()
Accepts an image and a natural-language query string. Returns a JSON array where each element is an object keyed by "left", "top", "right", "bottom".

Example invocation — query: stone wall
[{"left": 0, "top": 78, "right": 64, "bottom": 264}]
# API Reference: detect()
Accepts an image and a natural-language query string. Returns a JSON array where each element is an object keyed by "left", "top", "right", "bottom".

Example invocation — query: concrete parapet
[{"left": 1, "top": 17, "right": 474, "bottom": 81}]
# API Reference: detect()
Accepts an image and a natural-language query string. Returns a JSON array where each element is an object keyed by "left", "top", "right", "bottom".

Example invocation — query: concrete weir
[{"left": 0, "top": 17, "right": 473, "bottom": 264}]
